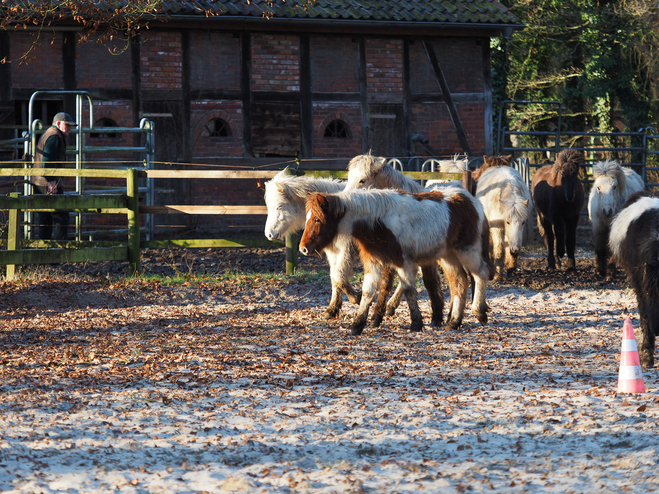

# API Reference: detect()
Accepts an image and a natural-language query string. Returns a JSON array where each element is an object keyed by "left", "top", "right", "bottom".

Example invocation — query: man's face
[{"left": 56, "top": 120, "right": 74, "bottom": 137}]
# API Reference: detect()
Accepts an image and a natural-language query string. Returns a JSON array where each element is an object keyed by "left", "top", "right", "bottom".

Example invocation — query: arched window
[
  {"left": 324, "top": 119, "right": 351, "bottom": 139},
  {"left": 90, "top": 118, "right": 120, "bottom": 139},
  {"left": 202, "top": 118, "right": 232, "bottom": 138}
]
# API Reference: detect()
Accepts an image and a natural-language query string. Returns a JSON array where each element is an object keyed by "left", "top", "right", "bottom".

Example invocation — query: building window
[
  {"left": 90, "top": 118, "right": 120, "bottom": 139},
  {"left": 203, "top": 118, "right": 232, "bottom": 138},
  {"left": 324, "top": 120, "right": 351, "bottom": 139}
]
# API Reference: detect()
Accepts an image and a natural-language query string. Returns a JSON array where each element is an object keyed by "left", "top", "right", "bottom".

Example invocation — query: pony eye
[
  {"left": 314, "top": 218, "right": 321, "bottom": 223},
  {"left": 359, "top": 179, "right": 365, "bottom": 184}
]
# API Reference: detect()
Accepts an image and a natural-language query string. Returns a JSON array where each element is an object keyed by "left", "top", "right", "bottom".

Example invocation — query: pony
[
  {"left": 425, "top": 156, "right": 469, "bottom": 189},
  {"left": 475, "top": 165, "right": 533, "bottom": 281},
  {"left": 299, "top": 187, "right": 490, "bottom": 335},
  {"left": 264, "top": 169, "right": 361, "bottom": 318},
  {"left": 345, "top": 153, "right": 492, "bottom": 326},
  {"left": 470, "top": 155, "right": 513, "bottom": 195},
  {"left": 531, "top": 148, "right": 585, "bottom": 270},
  {"left": 609, "top": 190, "right": 659, "bottom": 368},
  {"left": 588, "top": 160, "right": 645, "bottom": 277}
]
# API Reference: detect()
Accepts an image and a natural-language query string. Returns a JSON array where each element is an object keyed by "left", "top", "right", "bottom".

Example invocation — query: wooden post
[
  {"left": 284, "top": 168, "right": 299, "bottom": 274},
  {"left": 6, "top": 193, "right": 19, "bottom": 281},
  {"left": 462, "top": 170, "right": 473, "bottom": 194},
  {"left": 126, "top": 168, "right": 141, "bottom": 276}
]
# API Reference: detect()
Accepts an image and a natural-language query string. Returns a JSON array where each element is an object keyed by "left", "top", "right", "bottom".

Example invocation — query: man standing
[{"left": 31, "top": 112, "right": 77, "bottom": 241}]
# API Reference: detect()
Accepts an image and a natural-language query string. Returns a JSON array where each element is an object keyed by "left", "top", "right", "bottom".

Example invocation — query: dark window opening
[
  {"left": 324, "top": 120, "right": 351, "bottom": 139},
  {"left": 90, "top": 118, "right": 120, "bottom": 139},
  {"left": 203, "top": 118, "right": 232, "bottom": 137}
]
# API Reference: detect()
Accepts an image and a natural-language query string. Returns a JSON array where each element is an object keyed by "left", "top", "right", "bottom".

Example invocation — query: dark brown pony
[{"left": 531, "top": 149, "right": 585, "bottom": 270}]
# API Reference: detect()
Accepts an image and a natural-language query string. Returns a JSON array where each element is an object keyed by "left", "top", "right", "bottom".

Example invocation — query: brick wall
[
  {"left": 310, "top": 36, "right": 359, "bottom": 93},
  {"left": 189, "top": 32, "right": 241, "bottom": 92},
  {"left": 10, "top": 33, "right": 63, "bottom": 89},
  {"left": 76, "top": 37, "right": 132, "bottom": 90},
  {"left": 412, "top": 102, "right": 486, "bottom": 156},
  {"left": 313, "top": 103, "right": 362, "bottom": 158},
  {"left": 366, "top": 39, "right": 403, "bottom": 99},
  {"left": 410, "top": 39, "right": 485, "bottom": 94},
  {"left": 141, "top": 32, "right": 183, "bottom": 90},
  {"left": 251, "top": 34, "right": 299, "bottom": 91},
  {"left": 190, "top": 100, "right": 243, "bottom": 158}
]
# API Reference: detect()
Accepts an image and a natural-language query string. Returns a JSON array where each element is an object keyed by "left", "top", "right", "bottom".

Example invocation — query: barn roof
[{"left": 162, "top": 0, "right": 522, "bottom": 29}]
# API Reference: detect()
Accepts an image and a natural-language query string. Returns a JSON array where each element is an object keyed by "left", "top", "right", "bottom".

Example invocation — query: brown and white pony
[
  {"left": 344, "top": 153, "right": 492, "bottom": 324},
  {"left": 531, "top": 148, "right": 585, "bottom": 270},
  {"left": 299, "top": 187, "right": 490, "bottom": 335},
  {"left": 609, "top": 190, "right": 659, "bottom": 368}
]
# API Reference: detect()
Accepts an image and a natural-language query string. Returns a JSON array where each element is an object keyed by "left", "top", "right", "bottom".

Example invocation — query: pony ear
[{"left": 523, "top": 199, "right": 529, "bottom": 207}]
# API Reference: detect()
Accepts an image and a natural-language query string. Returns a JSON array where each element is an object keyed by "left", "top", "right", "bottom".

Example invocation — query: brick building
[{"left": 0, "top": 0, "right": 522, "bottom": 236}]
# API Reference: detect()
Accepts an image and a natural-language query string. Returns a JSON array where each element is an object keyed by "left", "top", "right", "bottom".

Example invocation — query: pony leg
[
  {"left": 638, "top": 297, "right": 658, "bottom": 369},
  {"left": 538, "top": 214, "right": 556, "bottom": 269},
  {"left": 564, "top": 216, "right": 579, "bottom": 271},
  {"left": 593, "top": 223, "right": 610, "bottom": 278},
  {"left": 370, "top": 264, "right": 395, "bottom": 328},
  {"left": 324, "top": 246, "right": 361, "bottom": 318},
  {"left": 421, "top": 264, "right": 444, "bottom": 328},
  {"left": 396, "top": 262, "right": 423, "bottom": 332},
  {"left": 385, "top": 281, "right": 405, "bottom": 317},
  {"left": 439, "top": 258, "right": 469, "bottom": 330},
  {"left": 457, "top": 251, "right": 490, "bottom": 327},
  {"left": 349, "top": 261, "right": 382, "bottom": 336},
  {"left": 491, "top": 225, "right": 505, "bottom": 282}
]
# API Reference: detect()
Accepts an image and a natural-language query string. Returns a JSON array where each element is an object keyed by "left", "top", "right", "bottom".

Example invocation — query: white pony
[
  {"left": 264, "top": 169, "right": 361, "bottom": 317},
  {"left": 425, "top": 156, "right": 469, "bottom": 188},
  {"left": 475, "top": 166, "right": 533, "bottom": 281},
  {"left": 588, "top": 160, "right": 645, "bottom": 277}
]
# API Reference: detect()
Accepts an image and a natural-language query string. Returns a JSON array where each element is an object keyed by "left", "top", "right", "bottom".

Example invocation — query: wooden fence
[{"left": 0, "top": 167, "right": 469, "bottom": 280}]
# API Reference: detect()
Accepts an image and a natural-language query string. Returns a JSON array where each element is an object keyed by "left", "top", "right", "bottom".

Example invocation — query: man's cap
[{"left": 52, "top": 112, "right": 77, "bottom": 127}]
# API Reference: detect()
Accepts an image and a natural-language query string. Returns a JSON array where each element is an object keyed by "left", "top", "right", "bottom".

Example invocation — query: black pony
[
  {"left": 609, "top": 190, "right": 659, "bottom": 368},
  {"left": 531, "top": 149, "right": 585, "bottom": 270}
]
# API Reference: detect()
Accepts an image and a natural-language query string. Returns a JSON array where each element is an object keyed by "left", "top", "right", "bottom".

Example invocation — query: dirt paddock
[{"left": 1, "top": 226, "right": 658, "bottom": 493}]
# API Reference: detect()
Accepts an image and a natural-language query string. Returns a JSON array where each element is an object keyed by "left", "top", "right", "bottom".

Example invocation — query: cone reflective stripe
[{"left": 617, "top": 317, "right": 645, "bottom": 394}]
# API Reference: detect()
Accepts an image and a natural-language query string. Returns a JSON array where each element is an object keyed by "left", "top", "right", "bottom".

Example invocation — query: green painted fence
[{"left": 0, "top": 167, "right": 468, "bottom": 280}]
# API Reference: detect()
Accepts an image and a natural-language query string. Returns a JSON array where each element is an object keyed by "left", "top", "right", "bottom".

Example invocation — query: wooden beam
[
  {"left": 141, "top": 238, "right": 282, "bottom": 249},
  {"left": 0, "top": 247, "right": 127, "bottom": 266},
  {"left": 139, "top": 205, "right": 268, "bottom": 215},
  {"left": 0, "top": 194, "right": 127, "bottom": 211},
  {"left": 144, "top": 170, "right": 280, "bottom": 179},
  {"left": 422, "top": 40, "right": 472, "bottom": 156}
]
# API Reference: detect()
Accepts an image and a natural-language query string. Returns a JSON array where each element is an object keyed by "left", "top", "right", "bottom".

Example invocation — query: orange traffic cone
[{"left": 617, "top": 317, "right": 645, "bottom": 394}]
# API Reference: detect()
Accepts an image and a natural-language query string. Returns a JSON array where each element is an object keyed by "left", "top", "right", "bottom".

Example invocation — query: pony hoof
[
  {"left": 350, "top": 322, "right": 366, "bottom": 336},
  {"left": 409, "top": 323, "right": 423, "bottom": 332},
  {"left": 430, "top": 317, "right": 443, "bottom": 328},
  {"left": 370, "top": 314, "right": 384, "bottom": 328},
  {"left": 385, "top": 306, "right": 396, "bottom": 317},
  {"left": 447, "top": 320, "right": 461, "bottom": 331},
  {"left": 477, "top": 313, "right": 488, "bottom": 326},
  {"left": 324, "top": 308, "right": 340, "bottom": 319}
]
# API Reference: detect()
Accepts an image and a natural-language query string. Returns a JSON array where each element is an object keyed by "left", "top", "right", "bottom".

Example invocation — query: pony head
[
  {"left": 555, "top": 149, "right": 584, "bottom": 202},
  {"left": 264, "top": 168, "right": 305, "bottom": 241},
  {"left": 483, "top": 154, "right": 512, "bottom": 167},
  {"left": 591, "top": 160, "right": 626, "bottom": 218},
  {"left": 500, "top": 183, "right": 532, "bottom": 260},
  {"left": 345, "top": 153, "right": 388, "bottom": 190},
  {"left": 299, "top": 192, "right": 345, "bottom": 256}
]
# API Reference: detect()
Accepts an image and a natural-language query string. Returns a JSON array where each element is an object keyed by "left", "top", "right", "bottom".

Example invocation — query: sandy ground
[{"left": 1, "top": 241, "right": 658, "bottom": 493}]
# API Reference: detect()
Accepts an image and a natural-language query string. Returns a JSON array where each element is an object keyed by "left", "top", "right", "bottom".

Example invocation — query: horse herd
[{"left": 263, "top": 150, "right": 659, "bottom": 369}]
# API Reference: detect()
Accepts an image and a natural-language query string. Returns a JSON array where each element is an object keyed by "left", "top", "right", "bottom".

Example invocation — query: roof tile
[{"left": 167, "top": 0, "right": 520, "bottom": 25}]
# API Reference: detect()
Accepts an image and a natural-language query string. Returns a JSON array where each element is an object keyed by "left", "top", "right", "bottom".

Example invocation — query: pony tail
[{"left": 481, "top": 217, "right": 495, "bottom": 279}]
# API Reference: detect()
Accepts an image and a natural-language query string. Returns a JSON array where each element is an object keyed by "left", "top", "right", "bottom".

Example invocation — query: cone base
[{"left": 617, "top": 378, "right": 645, "bottom": 394}]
